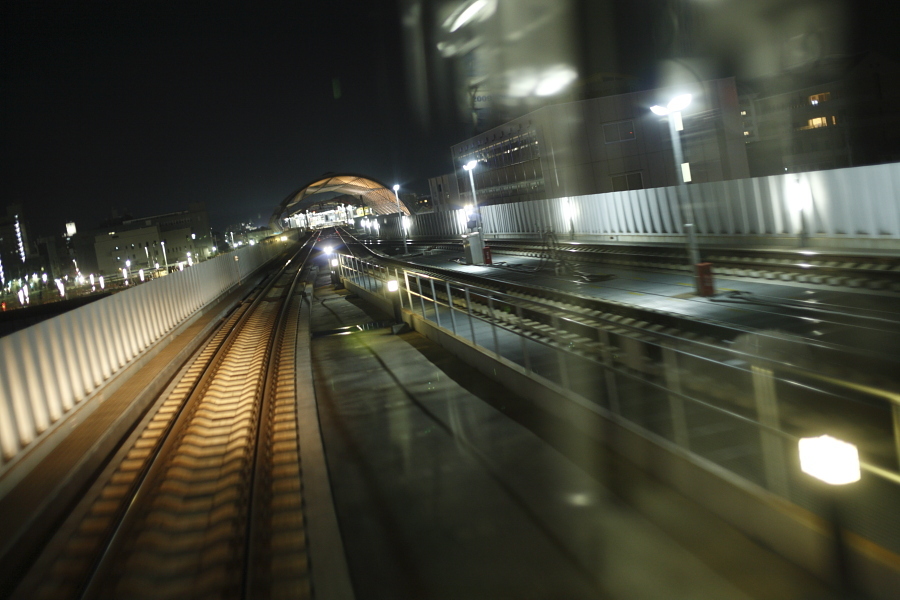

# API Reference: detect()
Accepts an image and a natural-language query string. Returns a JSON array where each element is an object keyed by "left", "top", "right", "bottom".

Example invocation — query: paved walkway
[{"left": 307, "top": 266, "right": 834, "bottom": 599}]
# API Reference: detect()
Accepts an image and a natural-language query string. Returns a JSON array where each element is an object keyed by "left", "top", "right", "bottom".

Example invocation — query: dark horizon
[{"left": 2, "top": 1, "right": 893, "bottom": 238}]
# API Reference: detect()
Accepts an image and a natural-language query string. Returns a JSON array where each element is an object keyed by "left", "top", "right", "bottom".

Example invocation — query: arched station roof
[{"left": 271, "top": 173, "right": 410, "bottom": 227}]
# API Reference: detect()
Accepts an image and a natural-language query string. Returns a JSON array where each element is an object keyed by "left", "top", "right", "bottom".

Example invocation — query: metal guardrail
[
  {"left": 338, "top": 252, "right": 900, "bottom": 557},
  {"left": 0, "top": 235, "right": 296, "bottom": 478}
]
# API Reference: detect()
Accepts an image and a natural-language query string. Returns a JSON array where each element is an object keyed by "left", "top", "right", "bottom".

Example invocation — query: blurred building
[
  {"left": 427, "top": 173, "right": 462, "bottom": 211},
  {"left": 450, "top": 77, "right": 749, "bottom": 206},
  {"left": 93, "top": 204, "right": 212, "bottom": 275},
  {"left": 741, "top": 52, "right": 900, "bottom": 176},
  {"left": 0, "top": 203, "right": 37, "bottom": 285}
]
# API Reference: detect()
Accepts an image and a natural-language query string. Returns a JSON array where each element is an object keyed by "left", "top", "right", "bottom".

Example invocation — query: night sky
[
  {"left": 1, "top": 1, "right": 462, "bottom": 235},
  {"left": 2, "top": 1, "right": 892, "bottom": 237}
]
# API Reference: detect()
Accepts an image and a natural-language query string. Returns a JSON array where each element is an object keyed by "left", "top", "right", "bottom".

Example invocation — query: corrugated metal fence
[
  {"left": 0, "top": 234, "right": 293, "bottom": 476},
  {"left": 409, "top": 162, "right": 900, "bottom": 244}
]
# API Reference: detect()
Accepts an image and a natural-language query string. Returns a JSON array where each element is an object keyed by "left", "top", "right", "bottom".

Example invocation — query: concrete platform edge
[{"left": 295, "top": 278, "right": 355, "bottom": 600}]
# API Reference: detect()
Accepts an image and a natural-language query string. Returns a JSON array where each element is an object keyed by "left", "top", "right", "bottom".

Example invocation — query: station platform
[{"left": 305, "top": 267, "right": 836, "bottom": 599}]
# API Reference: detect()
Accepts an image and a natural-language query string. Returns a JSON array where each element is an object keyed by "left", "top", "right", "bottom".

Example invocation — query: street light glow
[
  {"left": 386, "top": 280, "right": 399, "bottom": 293},
  {"left": 464, "top": 160, "right": 477, "bottom": 171},
  {"left": 393, "top": 184, "right": 400, "bottom": 191},
  {"left": 449, "top": 0, "right": 488, "bottom": 32},
  {"left": 799, "top": 435, "right": 861, "bottom": 485},
  {"left": 650, "top": 93, "right": 692, "bottom": 116}
]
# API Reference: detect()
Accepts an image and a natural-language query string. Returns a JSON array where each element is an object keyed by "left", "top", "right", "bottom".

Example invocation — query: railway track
[
  {"left": 10, "top": 237, "right": 318, "bottom": 600},
  {"left": 335, "top": 228, "right": 900, "bottom": 469},
  {"left": 365, "top": 237, "right": 900, "bottom": 291}
]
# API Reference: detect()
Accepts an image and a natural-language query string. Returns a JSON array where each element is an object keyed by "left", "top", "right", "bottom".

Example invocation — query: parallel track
[{"left": 366, "top": 237, "right": 900, "bottom": 290}]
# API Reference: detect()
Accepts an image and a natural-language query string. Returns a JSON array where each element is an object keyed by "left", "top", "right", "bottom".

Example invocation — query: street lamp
[
  {"left": 650, "top": 94, "right": 701, "bottom": 276},
  {"left": 393, "top": 184, "right": 408, "bottom": 255},
  {"left": 462, "top": 160, "right": 480, "bottom": 233},
  {"left": 799, "top": 434, "right": 860, "bottom": 597}
]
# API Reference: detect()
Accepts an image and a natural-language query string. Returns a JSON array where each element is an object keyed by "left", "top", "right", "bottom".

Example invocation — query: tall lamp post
[
  {"left": 462, "top": 160, "right": 480, "bottom": 233},
  {"left": 393, "top": 184, "right": 408, "bottom": 255},
  {"left": 650, "top": 94, "right": 701, "bottom": 274}
]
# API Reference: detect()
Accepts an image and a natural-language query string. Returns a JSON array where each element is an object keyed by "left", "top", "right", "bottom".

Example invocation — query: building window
[
  {"left": 801, "top": 116, "right": 834, "bottom": 129},
  {"left": 603, "top": 120, "right": 635, "bottom": 143},
  {"left": 611, "top": 171, "right": 644, "bottom": 192},
  {"left": 809, "top": 92, "right": 831, "bottom": 106}
]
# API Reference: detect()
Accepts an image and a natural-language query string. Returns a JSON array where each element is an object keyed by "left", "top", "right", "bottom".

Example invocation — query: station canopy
[{"left": 272, "top": 173, "right": 410, "bottom": 227}]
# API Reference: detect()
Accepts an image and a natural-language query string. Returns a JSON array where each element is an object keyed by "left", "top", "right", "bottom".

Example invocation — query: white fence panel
[
  {"left": 399, "top": 161, "right": 899, "bottom": 244},
  {"left": 0, "top": 233, "right": 293, "bottom": 476}
]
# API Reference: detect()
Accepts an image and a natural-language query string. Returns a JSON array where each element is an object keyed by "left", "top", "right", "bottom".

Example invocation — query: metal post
[
  {"left": 752, "top": 362, "right": 790, "bottom": 497},
  {"left": 552, "top": 315, "right": 570, "bottom": 390},
  {"left": 599, "top": 329, "right": 620, "bottom": 413},
  {"left": 404, "top": 271, "right": 413, "bottom": 308},
  {"left": 487, "top": 296, "right": 500, "bottom": 357},
  {"left": 516, "top": 305, "right": 531, "bottom": 372},
  {"left": 416, "top": 275, "right": 426, "bottom": 317},
  {"left": 662, "top": 343, "right": 691, "bottom": 449},
  {"left": 667, "top": 114, "right": 701, "bottom": 269},
  {"left": 467, "top": 167, "right": 480, "bottom": 234},
  {"left": 464, "top": 287, "right": 477, "bottom": 344},
  {"left": 446, "top": 281, "right": 458, "bottom": 335},
  {"left": 430, "top": 279, "right": 441, "bottom": 328}
]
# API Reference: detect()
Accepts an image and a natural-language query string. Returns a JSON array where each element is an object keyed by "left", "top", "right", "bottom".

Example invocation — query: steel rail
[{"left": 72, "top": 234, "right": 318, "bottom": 599}]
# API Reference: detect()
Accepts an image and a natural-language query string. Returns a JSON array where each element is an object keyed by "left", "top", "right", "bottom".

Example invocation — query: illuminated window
[
  {"left": 809, "top": 92, "right": 831, "bottom": 106},
  {"left": 744, "top": 131, "right": 750, "bottom": 136},
  {"left": 808, "top": 117, "right": 828, "bottom": 128},
  {"left": 604, "top": 120, "right": 635, "bottom": 143},
  {"left": 740, "top": 110, "right": 747, "bottom": 116}
]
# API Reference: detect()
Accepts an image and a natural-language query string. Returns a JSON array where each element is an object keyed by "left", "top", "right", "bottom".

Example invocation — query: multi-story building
[
  {"left": 0, "top": 203, "right": 34, "bottom": 285},
  {"left": 93, "top": 204, "right": 212, "bottom": 275},
  {"left": 449, "top": 77, "right": 750, "bottom": 207},
  {"left": 427, "top": 173, "right": 462, "bottom": 212},
  {"left": 740, "top": 52, "right": 900, "bottom": 176}
]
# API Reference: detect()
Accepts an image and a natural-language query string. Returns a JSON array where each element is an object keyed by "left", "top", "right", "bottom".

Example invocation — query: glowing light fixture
[
  {"left": 650, "top": 93, "right": 692, "bottom": 116},
  {"left": 799, "top": 435, "right": 860, "bottom": 485},
  {"left": 386, "top": 280, "right": 399, "bottom": 293},
  {"left": 535, "top": 67, "right": 578, "bottom": 97},
  {"left": 448, "top": 0, "right": 488, "bottom": 32}
]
